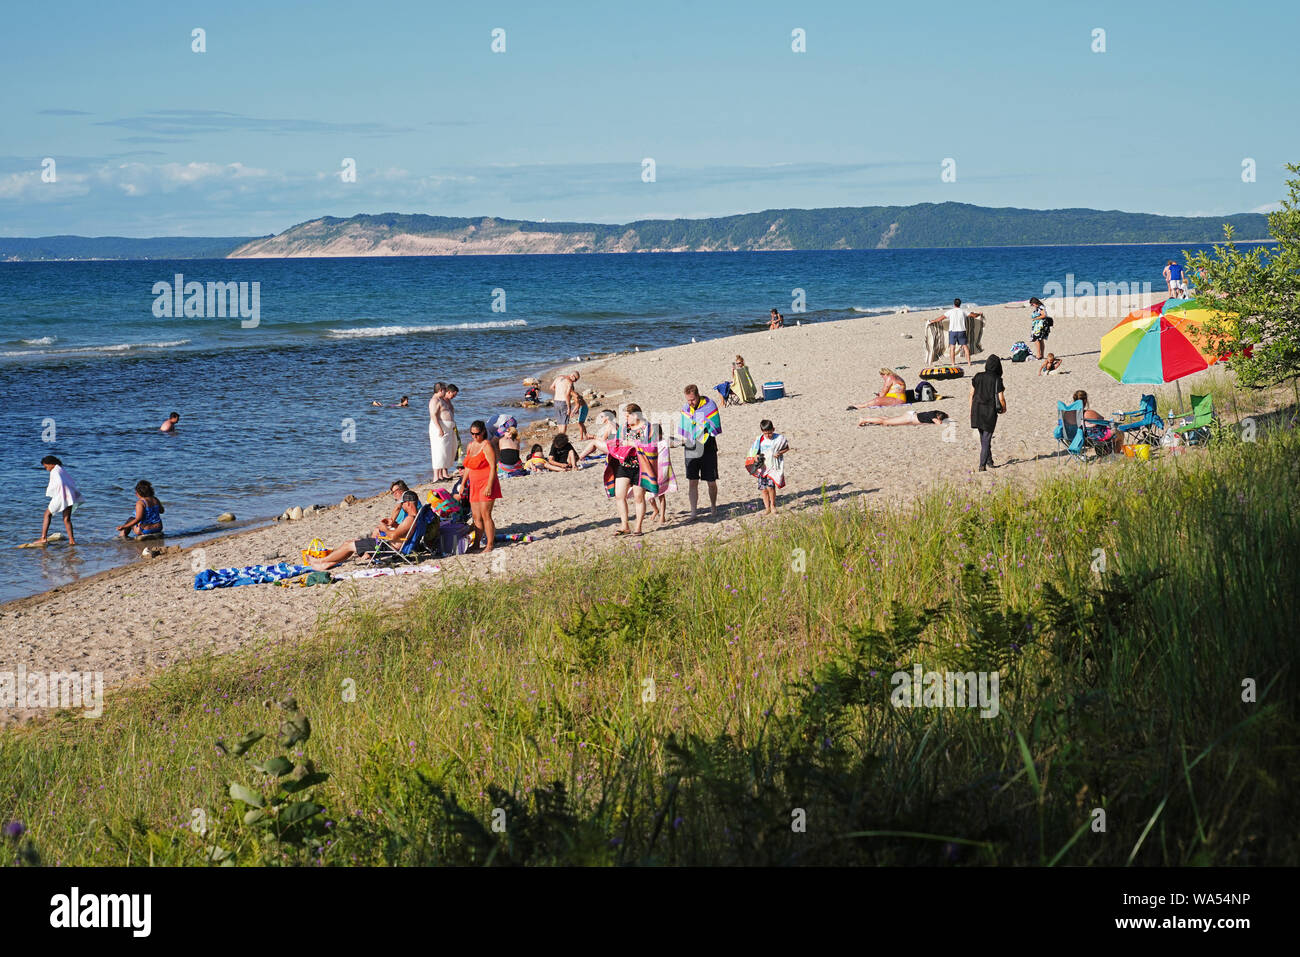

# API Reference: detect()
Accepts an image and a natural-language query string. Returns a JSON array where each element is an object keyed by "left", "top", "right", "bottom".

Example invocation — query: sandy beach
[{"left": 3, "top": 290, "right": 1204, "bottom": 724}]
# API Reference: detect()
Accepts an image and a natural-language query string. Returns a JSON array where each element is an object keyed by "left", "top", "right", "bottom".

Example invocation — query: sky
[{"left": 1, "top": 0, "right": 1295, "bottom": 237}]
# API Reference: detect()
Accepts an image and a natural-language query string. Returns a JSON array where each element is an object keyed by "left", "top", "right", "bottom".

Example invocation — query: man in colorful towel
[{"left": 679, "top": 384, "right": 722, "bottom": 521}]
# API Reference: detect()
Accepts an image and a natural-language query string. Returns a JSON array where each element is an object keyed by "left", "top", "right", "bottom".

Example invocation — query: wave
[
  {"left": 1, "top": 339, "right": 191, "bottom": 358},
  {"left": 21, "top": 335, "right": 57, "bottom": 345},
  {"left": 325, "top": 319, "right": 528, "bottom": 339}
]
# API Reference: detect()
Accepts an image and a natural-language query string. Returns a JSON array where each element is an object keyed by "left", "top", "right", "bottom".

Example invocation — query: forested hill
[{"left": 0, "top": 204, "right": 1269, "bottom": 260}]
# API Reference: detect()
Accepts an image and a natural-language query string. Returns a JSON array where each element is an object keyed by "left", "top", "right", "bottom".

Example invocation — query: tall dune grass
[{"left": 3, "top": 422, "right": 1297, "bottom": 866}]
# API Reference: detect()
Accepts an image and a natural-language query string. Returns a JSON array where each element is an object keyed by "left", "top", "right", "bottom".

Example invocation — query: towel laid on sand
[
  {"left": 194, "top": 562, "right": 308, "bottom": 590},
  {"left": 45, "top": 465, "right": 84, "bottom": 514}
]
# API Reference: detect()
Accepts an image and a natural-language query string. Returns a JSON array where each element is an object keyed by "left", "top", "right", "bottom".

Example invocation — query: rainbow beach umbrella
[{"left": 1098, "top": 298, "right": 1224, "bottom": 388}]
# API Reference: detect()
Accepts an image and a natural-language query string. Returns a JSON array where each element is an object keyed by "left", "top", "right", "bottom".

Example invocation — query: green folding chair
[{"left": 1170, "top": 393, "right": 1214, "bottom": 445}]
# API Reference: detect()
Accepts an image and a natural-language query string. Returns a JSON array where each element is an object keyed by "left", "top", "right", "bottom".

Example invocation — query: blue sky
[{"left": 1, "top": 0, "right": 1295, "bottom": 236}]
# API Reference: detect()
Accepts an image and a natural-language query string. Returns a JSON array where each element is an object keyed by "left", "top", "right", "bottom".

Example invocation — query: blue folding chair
[
  {"left": 1054, "top": 401, "right": 1087, "bottom": 464},
  {"left": 1113, "top": 394, "right": 1164, "bottom": 447},
  {"left": 368, "top": 504, "right": 439, "bottom": 565}
]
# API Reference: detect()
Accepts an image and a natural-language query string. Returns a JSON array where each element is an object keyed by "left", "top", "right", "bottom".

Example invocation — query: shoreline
[{"left": 2, "top": 288, "right": 1258, "bottom": 726}]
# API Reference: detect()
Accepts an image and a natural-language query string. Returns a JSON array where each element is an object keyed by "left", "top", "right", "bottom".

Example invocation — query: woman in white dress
[{"left": 429, "top": 383, "right": 460, "bottom": 481}]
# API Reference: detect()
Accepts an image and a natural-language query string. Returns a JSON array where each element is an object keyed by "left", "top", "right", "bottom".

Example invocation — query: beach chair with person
[
  {"left": 1055, "top": 401, "right": 1116, "bottom": 464},
  {"left": 368, "top": 503, "right": 440, "bottom": 565}
]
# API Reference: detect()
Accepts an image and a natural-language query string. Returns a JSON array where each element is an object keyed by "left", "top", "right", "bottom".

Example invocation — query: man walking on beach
[
  {"left": 928, "top": 299, "right": 983, "bottom": 367},
  {"left": 681, "top": 384, "right": 721, "bottom": 521},
  {"left": 551, "top": 371, "right": 579, "bottom": 434},
  {"left": 1166, "top": 260, "right": 1186, "bottom": 297}
]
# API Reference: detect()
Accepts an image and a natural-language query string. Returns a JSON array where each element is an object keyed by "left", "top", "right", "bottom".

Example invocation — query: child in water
[{"left": 117, "top": 480, "right": 165, "bottom": 538}]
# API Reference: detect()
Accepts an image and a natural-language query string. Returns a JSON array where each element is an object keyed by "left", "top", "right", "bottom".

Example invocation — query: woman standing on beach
[
  {"left": 607, "top": 404, "right": 649, "bottom": 536},
  {"left": 429, "top": 383, "right": 459, "bottom": 482},
  {"left": 462, "top": 420, "right": 501, "bottom": 552},
  {"left": 970, "top": 356, "right": 1007, "bottom": 472}
]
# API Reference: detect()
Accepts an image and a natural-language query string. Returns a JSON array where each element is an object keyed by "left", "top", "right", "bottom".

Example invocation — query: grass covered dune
[{"left": 3, "top": 428, "right": 1297, "bottom": 866}]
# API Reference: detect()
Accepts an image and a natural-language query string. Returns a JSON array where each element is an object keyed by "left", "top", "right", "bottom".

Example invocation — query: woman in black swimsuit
[{"left": 858, "top": 410, "right": 950, "bottom": 427}]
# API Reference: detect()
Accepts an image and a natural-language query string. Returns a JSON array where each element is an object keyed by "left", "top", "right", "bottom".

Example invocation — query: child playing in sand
[
  {"left": 1038, "top": 353, "right": 1062, "bottom": 376},
  {"left": 526, "top": 444, "right": 568, "bottom": 472},
  {"left": 117, "top": 480, "right": 165, "bottom": 538},
  {"left": 748, "top": 419, "right": 790, "bottom": 515}
]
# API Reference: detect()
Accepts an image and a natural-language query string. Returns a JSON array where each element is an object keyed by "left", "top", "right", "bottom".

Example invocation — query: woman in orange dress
[{"left": 463, "top": 420, "right": 502, "bottom": 552}]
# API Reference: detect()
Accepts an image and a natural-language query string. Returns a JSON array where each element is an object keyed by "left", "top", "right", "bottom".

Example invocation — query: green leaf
[
  {"left": 252, "top": 756, "right": 294, "bottom": 777},
  {"left": 243, "top": 809, "right": 267, "bottom": 826},
  {"left": 205, "top": 844, "right": 230, "bottom": 862},
  {"left": 278, "top": 801, "right": 322, "bottom": 825},
  {"left": 232, "top": 731, "right": 265, "bottom": 756},
  {"left": 229, "top": 782, "right": 265, "bottom": 808},
  {"left": 279, "top": 772, "right": 329, "bottom": 794},
  {"left": 278, "top": 713, "right": 312, "bottom": 748}
]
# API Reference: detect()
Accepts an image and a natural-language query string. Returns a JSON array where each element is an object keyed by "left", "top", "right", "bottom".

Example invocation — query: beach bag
[
  {"left": 744, "top": 434, "right": 765, "bottom": 476},
  {"left": 1009, "top": 341, "right": 1030, "bottom": 362},
  {"left": 913, "top": 380, "right": 937, "bottom": 402},
  {"left": 438, "top": 521, "right": 475, "bottom": 556},
  {"left": 300, "top": 537, "right": 329, "bottom": 564}
]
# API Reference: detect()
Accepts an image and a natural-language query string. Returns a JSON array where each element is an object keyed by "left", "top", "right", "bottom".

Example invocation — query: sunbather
[
  {"left": 858, "top": 410, "right": 950, "bottom": 427},
  {"left": 526, "top": 444, "right": 567, "bottom": 472},
  {"left": 1038, "top": 353, "right": 1062, "bottom": 375},
  {"left": 850, "top": 369, "right": 909, "bottom": 408},
  {"left": 308, "top": 480, "right": 420, "bottom": 570}
]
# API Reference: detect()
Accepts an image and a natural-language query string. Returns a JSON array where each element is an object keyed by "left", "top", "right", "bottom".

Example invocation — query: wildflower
[{"left": 3, "top": 821, "right": 25, "bottom": 839}]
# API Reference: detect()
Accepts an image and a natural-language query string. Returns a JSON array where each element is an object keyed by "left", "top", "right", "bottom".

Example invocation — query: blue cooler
[{"left": 762, "top": 381, "right": 785, "bottom": 401}]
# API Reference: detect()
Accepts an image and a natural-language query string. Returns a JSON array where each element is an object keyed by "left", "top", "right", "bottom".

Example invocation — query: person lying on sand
[
  {"left": 1038, "top": 354, "right": 1062, "bottom": 376},
  {"left": 849, "top": 369, "right": 908, "bottom": 408},
  {"left": 308, "top": 480, "right": 420, "bottom": 571},
  {"left": 858, "top": 410, "right": 950, "bottom": 427},
  {"left": 526, "top": 444, "right": 568, "bottom": 472}
]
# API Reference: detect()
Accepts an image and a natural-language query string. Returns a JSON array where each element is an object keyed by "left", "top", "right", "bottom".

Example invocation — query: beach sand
[{"left": 2, "top": 291, "right": 1214, "bottom": 724}]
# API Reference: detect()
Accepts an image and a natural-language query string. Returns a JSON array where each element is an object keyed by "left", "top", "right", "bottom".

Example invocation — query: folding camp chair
[
  {"left": 1054, "top": 401, "right": 1088, "bottom": 465},
  {"left": 1169, "top": 393, "right": 1214, "bottom": 446},
  {"left": 368, "top": 504, "right": 439, "bottom": 565},
  {"left": 1112, "top": 393, "right": 1164, "bottom": 447},
  {"left": 1055, "top": 401, "right": 1115, "bottom": 464}
]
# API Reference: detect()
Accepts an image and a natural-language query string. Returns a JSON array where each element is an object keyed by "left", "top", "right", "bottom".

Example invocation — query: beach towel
[
  {"left": 654, "top": 437, "right": 677, "bottom": 498},
  {"left": 497, "top": 460, "right": 529, "bottom": 477},
  {"left": 45, "top": 465, "right": 84, "bottom": 514},
  {"left": 749, "top": 432, "right": 789, "bottom": 489},
  {"left": 678, "top": 396, "right": 722, "bottom": 446},
  {"left": 603, "top": 431, "right": 662, "bottom": 497},
  {"left": 194, "top": 562, "right": 308, "bottom": 590},
  {"left": 924, "top": 313, "right": 985, "bottom": 363},
  {"left": 731, "top": 365, "right": 760, "bottom": 403},
  {"left": 342, "top": 564, "right": 442, "bottom": 580}
]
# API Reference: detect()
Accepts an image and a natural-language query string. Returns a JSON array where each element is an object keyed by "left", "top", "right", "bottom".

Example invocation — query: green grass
[{"left": 3, "top": 421, "right": 1298, "bottom": 866}]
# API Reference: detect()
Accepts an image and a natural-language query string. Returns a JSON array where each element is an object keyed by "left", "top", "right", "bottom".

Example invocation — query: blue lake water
[{"left": 0, "top": 244, "right": 1218, "bottom": 602}]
